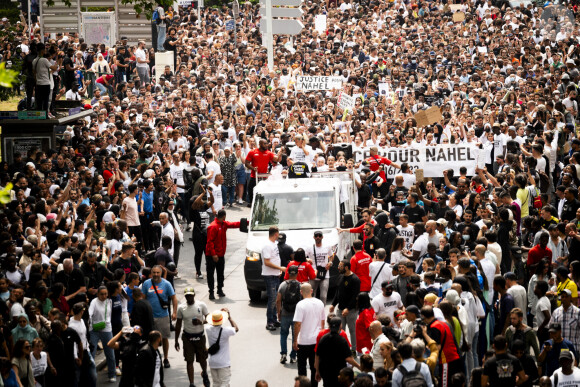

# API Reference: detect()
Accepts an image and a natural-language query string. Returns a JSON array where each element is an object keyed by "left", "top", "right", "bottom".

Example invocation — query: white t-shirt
[
  {"left": 390, "top": 250, "right": 406, "bottom": 267},
  {"left": 177, "top": 301, "right": 208, "bottom": 334},
  {"left": 261, "top": 240, "right": 281, "bottom": 276},
  {"left": 368, "top": 261, "right": 393, "bottom": 298},
  {"left": 507, "top": 285, "right": 528, "bottom": 323},
  {"left": 412, "top": 234, "right": 429, "bottom": 270},
  {"left": 371, "top": 292, "right": 403, "bottom": 322},
  {"left": 68, "top": 318, "right": 89, "bottom": 348},
  {"left": 305, "top": 244, "right": 332, "bottom": 279},
  {"left": 208, "top": 183, "right": 223, "bottom": 213},
  {"left": 402, "top": 173, "right": 416, "bottom": 189},
  {"left": 207, "top": 325, "right": 237, "bottom": 369},
  {"left": 135, "top": 48, "right": 148, "bottom": 69},
  {"left": 31, "top": 352, "right": 48, "bottom": 386},
  {"left": 550, "top": 367, "right": 580, "bottom": 386},
  {"left": 289, "top": 145, "right": 312, "bottom": 164},
  {"left": 293, "top": 297, "right": 325, "bottom": 345},
  {"left": 206, "top": 160, "right": 221, "bottom": 184},
  {"left": 169, "top": 163, "right": 185, "bottom": 194},
  {"left": 65, "top": 89, "right": 82, "bottom": 101},
  {"left": 534, "top": 295, "right": 551, "bottom": 330}
]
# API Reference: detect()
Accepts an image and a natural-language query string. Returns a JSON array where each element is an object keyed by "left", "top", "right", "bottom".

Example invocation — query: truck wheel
[{"left": 248, "top": 289, "right": 262, "bottom": 303}]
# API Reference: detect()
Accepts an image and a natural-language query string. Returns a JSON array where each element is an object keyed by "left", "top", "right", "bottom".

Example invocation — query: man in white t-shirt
[
  {"left": 207, "top": 174, "right": 223, "bottom": 222},
  {"left": 368, "top": 249, "right": 393, "bottom": 298},
  {"left": 371, "top": 282, "right": 403, "bottom": 323},
  {"left": 293, "top": 282, "right": 325, "bottom": 384},
  {"left": 505, "top": 272, "right": 528, "bottom": 325},
  {"left": 550, "top": 350, "right": 580, "bottom": 386},
  {"left": 135, "top": 41, "right": 150, "bottom": 84},
  {"left": 305, "top": 231, "right": 333, "bottom": 305},
  {"left": 289, "top": 134, "right": 312, "bottom": 164},
  {"left": 204, "top": 153, "right": 221, "bottom": 185},
  {"left": 262, "top": 226, "right": 286, "bottom": 331}
]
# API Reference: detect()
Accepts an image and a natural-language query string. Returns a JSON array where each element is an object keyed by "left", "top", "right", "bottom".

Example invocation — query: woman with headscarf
[
  {"left": 90, "top": 53, "right": 111, "bottom": 75},
  {"left": 11, "top": 314, "right": 39, "bottom": 344}
]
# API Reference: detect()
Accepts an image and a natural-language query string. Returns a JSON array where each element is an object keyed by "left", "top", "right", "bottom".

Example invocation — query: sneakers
[
  {"left": 238, "top": 199, "right": 244, "bottom": 205},
  {"left": 116, "top": 367, "right": 122, "bottom": 376},
  {"left": 108, "top": 377, "right": 117, "bottom": 383},
  {"left": 163, "top": 358, "right": 170, "bottom": 368},
  {"left": 209, "top": 292, "right": 215, "bottom": 300},
  {"left": 290, "top": 356, "right": 296, "bottom": 363},
  {"left": 202, "top": 372, "right": 210, "bottom": 387},
  {"left": 186, "top": 223, "right": 192, "bottom": 231},
  {"left": 174, "top": 273, "right": 181, "bottom": 279},
  {"left": 273, "top": 321, "right": 281, "bottom": 328},
  {"left": 280, "top": 354, "right": 287, "bottom": 364},
  {"left": 196, "top": 273, "right": 204, "bottom": 279},
  {"left": 217, "top": 291, "right": 226, "bottom": 297},
  {"left": 266, "top": 324, "right": 276, "bottom": 331},
  {"left": 189, "top": 384, "right": 196, "bottom": 387}
]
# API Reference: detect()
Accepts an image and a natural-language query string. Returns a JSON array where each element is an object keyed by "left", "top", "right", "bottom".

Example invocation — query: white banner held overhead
[
  {"left": 351, "top": 144, "right": 479, "bottom": 178},
  {"left": 337, "top": 91, "right": 355, "bottom": 111},
  {"left": 378, "top": 82, "right": 390, "bottom": 97},
  {"left": 294, "top": 76, "right": 342, "bottom": 91},
  {"left": 315, "top": 14, "right": 326, "bottom": 34}
]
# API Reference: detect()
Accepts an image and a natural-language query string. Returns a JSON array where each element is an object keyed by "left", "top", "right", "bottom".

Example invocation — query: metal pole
[
  {"left": 27, "top": 0, "right": 31, "bottom": 38},
  {"left": 265, "top": 0, "right": 273, "bottom": 71}
]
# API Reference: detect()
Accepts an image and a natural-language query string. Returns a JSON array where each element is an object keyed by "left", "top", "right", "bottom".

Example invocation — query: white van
[{"left": 240, "top": 171, "right": 358, "bottom": 302}]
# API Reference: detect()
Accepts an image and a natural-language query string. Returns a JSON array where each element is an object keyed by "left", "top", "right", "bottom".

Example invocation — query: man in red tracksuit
[
  {"left": 365, "top": 146, "right": 401, "bottom": 182},
  {"left": 205, "top": 208, "right": 240, "bottom": 299},
  {"left": 350, "top": 239, "right": 372, "bottom": 292}
]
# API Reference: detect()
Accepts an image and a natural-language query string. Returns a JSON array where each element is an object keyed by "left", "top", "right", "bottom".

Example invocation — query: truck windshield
[{"left": 251, "top": 191, "right": 336, "bottom": 231}]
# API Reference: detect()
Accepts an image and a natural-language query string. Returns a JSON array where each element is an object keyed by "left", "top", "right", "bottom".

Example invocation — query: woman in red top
[
  {"left": 355, "top": 292, "right": 375, "bottom": 354},
  {"left": 284, "top": 248, "right": 316, "bottom": 283}
]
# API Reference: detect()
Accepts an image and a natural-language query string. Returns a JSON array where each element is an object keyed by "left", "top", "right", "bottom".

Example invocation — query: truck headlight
[{"left": 246, "top": 249, "right": 261, "bottom": 261}]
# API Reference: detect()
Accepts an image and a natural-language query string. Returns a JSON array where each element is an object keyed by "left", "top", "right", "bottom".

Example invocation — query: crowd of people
[{"left": 0, "top": 0, "right": 579, "bottom": 385}]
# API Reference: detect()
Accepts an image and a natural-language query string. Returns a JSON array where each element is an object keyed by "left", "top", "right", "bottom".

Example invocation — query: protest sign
[
  {"left": 414, "top": 106, "right": 443, "bottom": 127},
  {"left": 315, "top": 15, "right": 327, "bottom": 34},
  {"left": 378, "top": 82, "right": 390, "bottom": 97},
  {"left": 337, "top": 91, "right": 355, "bottom": 111},
  {"left": 295, "top": 76, "right": 342, "bottom": 91},
  {"left": 449, "top": 4, "right": 462, "bottom": 11},
  {"left": 351, "top": 144, "right": 478, "bottom": 178}
]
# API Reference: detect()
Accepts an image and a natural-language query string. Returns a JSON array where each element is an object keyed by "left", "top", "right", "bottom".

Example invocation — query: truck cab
[{"left": 241, "top": 172, "right": 358, "bottom": 302}]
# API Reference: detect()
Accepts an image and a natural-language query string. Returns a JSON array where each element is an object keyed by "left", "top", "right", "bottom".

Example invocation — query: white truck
[{"left": 240, "top": 171, "right": 358, "bottom": 302}]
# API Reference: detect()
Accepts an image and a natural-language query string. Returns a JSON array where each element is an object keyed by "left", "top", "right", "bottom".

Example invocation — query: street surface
[{"left": 98, "top": 205, "right": 310, "bottom": 386}]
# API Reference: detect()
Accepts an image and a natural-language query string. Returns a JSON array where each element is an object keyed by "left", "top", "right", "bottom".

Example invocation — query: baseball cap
[
  {"left": 560, "top": 350, "right": 574, "bottom": 361},
  {"left": 314, "top": 230, "right": 323, "bottom": 237},
  {"left": 560, "top": 289, "right": 572, "bottom": 297},
  {"left": 287, "top": 265, "right": 299, "bottom": 275},
  {"left": 436, "top": 218, "right": 448, "bottom": 227},
  {"left": 549, "top": 322, "right": 562, "bottom": 332},
  {"left": 406, "top": 305, "right": 420, "bottom": 316},
  {"left": 184, "top": 287, "right": 195, "bottom": 296}
]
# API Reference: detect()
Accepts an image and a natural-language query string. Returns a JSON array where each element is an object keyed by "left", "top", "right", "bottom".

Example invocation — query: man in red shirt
[
  {"left": 527, "top": 231, "right": 552, "bottom": 276},
  {"left": 350, "top": 239, "right": 372, "bottom": 292},
  {"left": 205, "top": 208, "right": 240, "bottom": 299},
  {"left": 338, "top": 209, "right": 376, "bottom": 242},
  {"left": 365, "top": 146, "right": 401, "bottom": 182},
  {"left": 244, "top": 138, "right": 283, "bottom": 206}
]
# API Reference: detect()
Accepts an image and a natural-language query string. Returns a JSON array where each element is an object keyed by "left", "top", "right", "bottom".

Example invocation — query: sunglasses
[{"left": 314, "top": 234, "right": 323, "bottom": 238}]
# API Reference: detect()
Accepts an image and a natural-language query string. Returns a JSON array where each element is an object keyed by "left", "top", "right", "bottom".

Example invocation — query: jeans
[
  {"left": 309, "top": 278, "right": 329, "bottom": 305},
  {"left": 338, "top": 307, "right": 357, "bottom": 350},
  {"left": 206, "top": 256, "right": 225, "bottom": 293},
  {"left": 76, "top": 349, "right": 97, "bottom": 387},
  {"left": 280, "top": 314, "right": 296, "bottom": 358},
  {"left": 157, "top": 25, "right": 166, "bottom": 51},
  {"left": 35, "top": 84, "right": 50, "bottom": 111},
  {"left": 264, "top": 275, "right": 280, "bottom": 324},
  {"left": 192, "top": 231, "right": 207, "bottom": 275},
  {"left": 95, "top": 82, "right": 108, "bottom": 95},
  {"left": 90, "top": 330, "right": 116, "bottom": 378},
  {"left": 297, "top": 344, "right": 317, "bottom": 387},
  {"left": 221, "top": 185, "right": 235, "bottom": 205}
]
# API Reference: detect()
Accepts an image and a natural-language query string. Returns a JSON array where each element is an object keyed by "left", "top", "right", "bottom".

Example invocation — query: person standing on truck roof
[
  {"left": 364, "top": 146, "right": 402, "bottom": 183},
  {"left": 306, "top": 231, "right": 334, "bottom": 305},
  {"left": 245, "top": 139, "right": 283, "bottom": 207},
  {"left": 205, "top": 209, "right": 241, "bottom": 300}
]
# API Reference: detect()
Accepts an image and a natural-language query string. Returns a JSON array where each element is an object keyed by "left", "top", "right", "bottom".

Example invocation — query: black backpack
[
  {"left": 397, "top": 362, "right": 428, "bottom": 387},
  {"left": 282, "top": 279, "right": 301, "bottom": 313},
  {"left": 144, "top": 250, "right": 158, "bottom": 268}
]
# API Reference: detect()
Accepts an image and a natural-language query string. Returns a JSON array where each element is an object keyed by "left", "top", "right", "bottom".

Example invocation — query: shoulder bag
[
  {"left": 207, "top": 328, "right": 223, "bottom": 355},
  {"left": 371, "top": 262, "right": 387, "bottom": 288}
]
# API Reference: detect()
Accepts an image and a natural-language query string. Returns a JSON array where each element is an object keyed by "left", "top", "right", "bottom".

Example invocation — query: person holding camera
[
  {"left": 142, "top": 265, "right": 177, "bottom": 369},
  {"left": 107, "top": 324, "right": 146, "bottom": 387}
]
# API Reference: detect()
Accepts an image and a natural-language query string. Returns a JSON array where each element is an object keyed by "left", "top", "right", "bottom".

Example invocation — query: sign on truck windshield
[{"left": 251, "top": 191, "right": 336, "bottom": 231}]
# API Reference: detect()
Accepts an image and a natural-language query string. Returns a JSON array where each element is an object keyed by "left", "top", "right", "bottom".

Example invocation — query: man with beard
[
  {"left": 245, "top": 138, "right": 283, "bottom": 206},
  {"left": 175, "top": 287, "right": 210, "bottom": 387},
  {"left": 330, "top": 260, "right": 361, "bottom": 353}
]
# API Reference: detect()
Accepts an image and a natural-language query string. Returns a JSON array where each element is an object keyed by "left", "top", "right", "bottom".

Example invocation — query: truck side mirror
[
  {"left": 342, "top": 214, "right": 354, "bottom": 228},
  {"left": 240, "top": 218, "right": 248, "bottom": 233}
]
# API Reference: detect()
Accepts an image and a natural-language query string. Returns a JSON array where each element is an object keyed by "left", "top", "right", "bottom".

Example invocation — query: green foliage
[
  {"left": 0, "top": 22, "right": 23, "bottom": 101},
  {"left": 0, "top": 63, "right": 18, "bottom": 88}
]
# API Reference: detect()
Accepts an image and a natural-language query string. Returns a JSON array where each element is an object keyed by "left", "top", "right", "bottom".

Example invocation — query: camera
[{"left": 413, "top": 318, "right": 425, "bottom": 334}]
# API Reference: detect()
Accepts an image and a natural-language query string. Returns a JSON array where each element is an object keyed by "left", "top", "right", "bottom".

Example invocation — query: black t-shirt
[
  {"left": 110, "top": 256, "right": 141, "bottom": 274},
  {"left": 62, "top": 327, "right": 81, "bottom": 363},
  {"left": 561, "top": 199, "right": 580, "bottom": 222},
  {"left": 55, "top": 268, "right": 86, "bottom": 296},
  {"left": 364, "top": 236, "right": 380, "bottom": 257},
  {"left": 483, "top": 352, "right": 523, "bottom": 385},
  {"left": 62, "top": 56, "right": 75, "bottom": 84},
  {"left": 288, "top": 162, "right": 309, "bottom": 178},
  {"left": 403, "top": 204, "right": 426, "bottom": 224},
  {"left": 389, "top": 204, "right": 404, "bottom": 226},
  {"left": 316, "top": 332, "right": 351, "bottom": 382}
]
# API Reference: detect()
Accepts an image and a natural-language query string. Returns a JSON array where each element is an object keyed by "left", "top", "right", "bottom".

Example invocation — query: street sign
[
  {"left": 226, "top": 19, "right": 235, "bottom": 31},
  {"left": 259, "top": 6, "right": 303, "bottom": 18},
  {"left": 260, "top": 19, "right": 304, "bottom": 35}
]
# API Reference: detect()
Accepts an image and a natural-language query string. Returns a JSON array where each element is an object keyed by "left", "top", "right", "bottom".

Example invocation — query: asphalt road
[{"left": 98, "top": 204, "right": 308, "bottom": 387}]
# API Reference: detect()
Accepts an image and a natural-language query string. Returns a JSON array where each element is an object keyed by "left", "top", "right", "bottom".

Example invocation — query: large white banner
[
  {"left": 295, "top": 76, "right": 342, "bottom": 91},
  {"left": 351, "top": 144, "right": 479, "bottom": 178}
]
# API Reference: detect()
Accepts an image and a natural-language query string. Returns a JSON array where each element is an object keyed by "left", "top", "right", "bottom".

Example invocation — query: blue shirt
[
  {"left": 142, "top": 278, "right": 175, "bottom": 318},
  {"left": 142, "top": 190, "right": 154, "bottom": 213}
]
